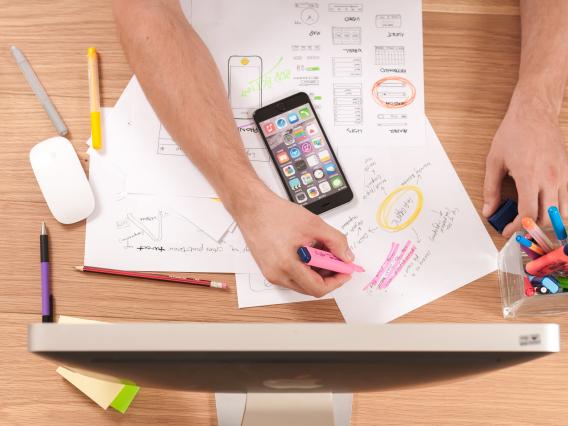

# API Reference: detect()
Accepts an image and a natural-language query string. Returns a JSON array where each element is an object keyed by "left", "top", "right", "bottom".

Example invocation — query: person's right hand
[{"left": 234, "top": 188, "right": 355, "bottom": 298}]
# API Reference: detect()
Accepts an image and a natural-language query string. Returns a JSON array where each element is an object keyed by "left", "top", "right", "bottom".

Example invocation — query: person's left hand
[{"left": 483, "top": 89, "right": 568, "bottom": 237}]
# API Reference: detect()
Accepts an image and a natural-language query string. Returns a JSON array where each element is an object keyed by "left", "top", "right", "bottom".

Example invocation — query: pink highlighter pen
[{"left": 297, "top": 246, "right": 365, "bottom": 274}]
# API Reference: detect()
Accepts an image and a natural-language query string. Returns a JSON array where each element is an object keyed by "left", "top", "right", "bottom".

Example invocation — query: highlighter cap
[
  {"left": 488, "top": 199, "right": 517, "bottom": 233},
  {"left": 297, "top": 247, "right": 311, "bottom": 263},
  {"left": 548, "top": 206, "right": 568, "bottom": 240}
]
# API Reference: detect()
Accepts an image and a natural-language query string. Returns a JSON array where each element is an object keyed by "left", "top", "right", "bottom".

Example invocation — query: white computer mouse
[{"left": 30, "top": 136, "right": 95, "bottom": 224}]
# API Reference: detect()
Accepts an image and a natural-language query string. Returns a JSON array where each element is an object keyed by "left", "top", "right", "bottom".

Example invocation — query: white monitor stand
[{"left": 215, "top": 392, "right": 353, "bottom": 426}]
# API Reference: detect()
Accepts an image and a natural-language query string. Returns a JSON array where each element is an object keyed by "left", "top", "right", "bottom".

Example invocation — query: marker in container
[
  {"left": 522, "top": 217, "right": 554, "bottom": 253},
  {"left": 555, "top": 276, "right": 568, "bottom": 289},
  {"left": 520, "top": 245, "right": 540, "bottom": 260},
  {"left": 523, "top": 276, "right": 535, "bottom": 297},
  {"left": 527, "top": 274, "right": 561, "bottom": 294},
  {"left": 297, "top": 246, "right": 365, "bottom": 274},
  {"left": 548, "top": 206, "right": 567, "bottom": 245},
  {"left": 515, "top": 235, "right": 544, "bottom": 256},
  {"left": 525, "top": 245, "right": 568, "bottom": 276}
]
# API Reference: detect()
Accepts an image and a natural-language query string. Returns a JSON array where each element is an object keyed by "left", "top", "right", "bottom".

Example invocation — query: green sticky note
[{"left": 110, "top": 384, "right": 140, "bottom": 414}]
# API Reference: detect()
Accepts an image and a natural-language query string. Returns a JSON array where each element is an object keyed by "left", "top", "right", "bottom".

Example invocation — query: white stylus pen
[{"left": 11, "top": 45, "right": 68, "bottom": 136}]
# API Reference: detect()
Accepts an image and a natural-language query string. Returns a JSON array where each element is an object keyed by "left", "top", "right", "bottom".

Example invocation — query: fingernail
[
  {"left": 345, "top": 248, "right": 354, "bottom": 262},
  {"left": 482, "top": 203, "right": 490, "bottom": 217}
]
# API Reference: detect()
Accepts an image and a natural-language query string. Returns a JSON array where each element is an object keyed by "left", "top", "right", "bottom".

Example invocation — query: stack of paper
[{"left": 85, "top": 0, "right": 497, "bottom": 323}]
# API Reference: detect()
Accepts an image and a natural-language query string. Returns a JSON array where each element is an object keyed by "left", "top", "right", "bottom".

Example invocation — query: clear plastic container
[{"left": 498, "top": 230, "right": 568, "bottom": 318}]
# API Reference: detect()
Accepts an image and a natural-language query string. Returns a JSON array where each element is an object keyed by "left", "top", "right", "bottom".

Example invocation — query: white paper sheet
[
  {"left": 235, "top": 273, "right": 334, "bottom": 308},
  {"left": 235, "top": 120, "right": 495, "bottom": 312},
  {"left": 126, "top": 0, "right": 426, "bottom": 197},
  {"left": 327, "top": 120, "right": 497, "bottom": 323},
  {"left": 84, "top": 109, "right": 258, "bottom": 272}
]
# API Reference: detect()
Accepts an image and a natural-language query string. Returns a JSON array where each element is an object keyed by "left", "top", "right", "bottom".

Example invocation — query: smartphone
[
  {"left": 228, "top": 55, "right": 262, "bottom": 119},
  {"left": 253, "top": 92, "right": 354, "bottom": 215}
]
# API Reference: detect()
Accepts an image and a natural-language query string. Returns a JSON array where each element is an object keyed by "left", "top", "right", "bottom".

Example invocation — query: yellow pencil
[{"left": 87, "top": 47, "right": 102, "bottom": 150}]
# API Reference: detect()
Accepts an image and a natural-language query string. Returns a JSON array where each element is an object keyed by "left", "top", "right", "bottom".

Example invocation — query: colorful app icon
[
  {"left": 298, "top": 107, "right": 310, "bottom": 119},
  {"left": 288, "top": 112, "right": 299, "bottom": 124},
  {"left": 293, "top": 126, "right": 307, "bottom": 141},
  {"left": 324, "top": 163, "right": 337, "bottom": 175},
  {"left": 313, "top": 168, "right": 324, "bottom": 179},
  {"left": 276, "top": 150, "right": 290, "bottom": 164},
  {"left": 319, "top": 181, "right": 331, "bottom": 193},
  {"left": 289, "top": 147, "right": 301, "bottom": 159},
  {"left": 294, "top": 159, "right": 308, "bottom": 172},
  {"left": 306, "top": 154, "right": 319, "bottom": 167},
  {"left": 276, "top": 117, "right": 287, "bottom": 129},
  {"left": 295, "top": 192, "right": 307, "bottom": 203},
  {"left": 283, "top": 132, "right": 295, "bottom": 146},
  {"left": 264, "top": 122, "right": 276, "bottom": 135},
  {"left": 318, "top": 149, "right": 330, "bottom": 162},
  {"left": 300, "top": 172, "right": 313, "bottom": 185},
  {"left": 312, "top": 137, "right": 324, "bottom": 148},
  {"left": 307, "top": 186, "right": 319, "bottom": 198},
  {"left": 300, "top": 142, "right": 313, "bottom": 153},
  {"left": 289, "top": 177, "right": 301, "bottom": 191},
  {"left": 282, "top": 165, "right": 295, "bottom": 177},
  {"left": 305, "top": 123, "right": 318, "bottom": 136},
  {"left": 330, "top": 176, "right": 344, "bottom": 189}
]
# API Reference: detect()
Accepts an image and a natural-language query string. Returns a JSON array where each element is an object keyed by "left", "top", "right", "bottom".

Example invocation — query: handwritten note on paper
[{"left": 328, "top": 120, "right": 497, "bottom": 323}]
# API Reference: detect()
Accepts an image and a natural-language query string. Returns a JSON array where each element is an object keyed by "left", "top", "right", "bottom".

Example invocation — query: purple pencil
[{"left": 40, "top": 222, "right": 53, "bottom": 322}]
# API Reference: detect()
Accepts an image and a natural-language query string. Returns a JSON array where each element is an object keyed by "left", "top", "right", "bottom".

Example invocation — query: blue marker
[
  {"left": 548, "top": 206, "right": 567, "bottom": 245},
  {"left": 515, "top": 235, "right": 545, "bottom": 255}
]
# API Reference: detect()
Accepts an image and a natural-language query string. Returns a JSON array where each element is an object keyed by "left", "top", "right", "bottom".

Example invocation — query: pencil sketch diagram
[
  {"left": 157, "top": 124, "right": 184, "bottom": 156},
  {"left": 295, "top": 3, "right": 319, "bottom": 25},
  {"left": 375, "top": 46, "right": 405, "bottom": 67},
  {"left": 332, "top": 57, "right": 362, "bottom": 78},
  {"left": 329, "top": 3, "right": 363, "bottom": 13},
  {"left": 375, "top": 14, "right": 402, "bottom": 28},
  {"left": 363, "top": 239, "right": 417, "bottom": 292},
  {"left": 332, "top": 27, "right": 362, "bottom": 45},
  {"left": 333, "top": 83, "right": 363, "bottom": 126},
  {"left": 376, "top": 113, "right": 408, "bottom": 127},
  {"left": 116, "top": 210, "right": 165, "bottom": 249},
  {"left": 228, "top": 55, "right": 263, "bottom": 119},
  {"left": 371, "top": 76, "right": 416, "bottom": 109},
  {"left": 376, "top": 185, "right": 424, "bottom": 232}
]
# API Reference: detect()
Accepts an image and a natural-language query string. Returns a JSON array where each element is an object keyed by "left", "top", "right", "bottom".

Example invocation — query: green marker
[{"left": 555, "top": 276, "right": 568, "bottom": 289}]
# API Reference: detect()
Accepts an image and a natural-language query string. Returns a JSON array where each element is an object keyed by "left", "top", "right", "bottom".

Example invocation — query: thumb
[
  {"left": 314, "top": 222, "right": 354, "bottom": 263},
  {"left": 482, "top": 155, "right": 506, "bottom": 217}
]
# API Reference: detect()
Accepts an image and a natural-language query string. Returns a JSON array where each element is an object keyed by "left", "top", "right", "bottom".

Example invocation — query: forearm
[
  {"left": 112, "top": 0, "right": 270, "bottom": 217},
  {"left": 514, "top": 0, "right": 568, "bottom": 115}
]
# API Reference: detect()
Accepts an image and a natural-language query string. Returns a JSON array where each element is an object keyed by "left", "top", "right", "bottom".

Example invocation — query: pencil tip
[
  {"left": 41, "top": 222, "right": 46, "bottom": 235},
  {"left": 74, "top": 266, "right": 83, "bottom": 271}
]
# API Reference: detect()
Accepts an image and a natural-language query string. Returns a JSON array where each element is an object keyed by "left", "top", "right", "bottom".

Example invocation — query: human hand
[
  {"left": 234, "top": 188, "right": 354, "bottom": 297},
  {"left": 483, "top": 89, "right": 568, "bottom": 237}
]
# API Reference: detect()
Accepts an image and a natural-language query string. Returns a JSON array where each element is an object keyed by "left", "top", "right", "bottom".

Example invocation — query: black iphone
[{"left": 253, "top": 92, "right": 353, "bottom": 215}]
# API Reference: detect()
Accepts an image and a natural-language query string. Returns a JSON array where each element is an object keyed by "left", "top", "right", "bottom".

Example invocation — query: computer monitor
[{"left": 29, "top": 323, "right": 559, "bottom": 426}]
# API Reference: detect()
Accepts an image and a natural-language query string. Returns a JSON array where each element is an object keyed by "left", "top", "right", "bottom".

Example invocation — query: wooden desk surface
[{"left": 1, "top": 1, "right": 567, "bottom": 424}]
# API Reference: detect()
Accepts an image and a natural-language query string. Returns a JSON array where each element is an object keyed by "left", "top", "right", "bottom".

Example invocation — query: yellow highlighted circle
[{"left": 376, "top": 185, "right": 423, "bottom": 232}]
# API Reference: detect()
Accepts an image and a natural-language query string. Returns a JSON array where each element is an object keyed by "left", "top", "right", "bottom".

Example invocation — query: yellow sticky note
[
  {"left": 57, "top": 366, "right": 125, "bottom": 410},
  {"left": 55, "top": 315, "right": 140, "bottom": 413}
]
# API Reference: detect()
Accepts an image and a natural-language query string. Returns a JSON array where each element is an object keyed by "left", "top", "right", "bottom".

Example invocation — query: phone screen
[{"left": 258, "top": 103, "right": 349, "bottom": 206}]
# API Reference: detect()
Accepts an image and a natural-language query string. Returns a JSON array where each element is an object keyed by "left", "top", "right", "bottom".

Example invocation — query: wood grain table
[{"left": 1, "top": 1, "right": 567, "bottom": 424}]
